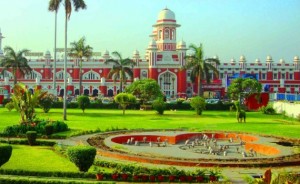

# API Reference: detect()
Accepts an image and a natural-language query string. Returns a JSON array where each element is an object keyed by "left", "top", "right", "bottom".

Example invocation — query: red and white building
[{"left": 0, "top": 8, "right": 300, "bottom": 99}]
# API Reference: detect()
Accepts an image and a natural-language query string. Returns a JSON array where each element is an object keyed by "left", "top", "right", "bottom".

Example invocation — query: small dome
[
  {"left": 104, "top": 50, "right": 109, "bottom": 55},
  {"left": 213, "top": 55, "right": 219, "bottom": 60},
  {"left": 133, "top": 50, "right": 139, "bottom": 55},
  {"left": 239, "top": 55, "right": 246, "bottom": 62},
  {"left": 158, "top": 8, "right": 175, "bottom": 21},
  {"left": 255, "top": 58, "right": 260, "bottom": 63},
  {"left": 45, "top": 50, "right": 51, "bottom": 56},
  {"left": 279, "top": 59, "right": 285, "bottom": 64},
  {"left": 176, "top": 40, "right": 186, "bottom": 49},
  {"left": 294, "top": 56, "right": 299, "bottom": 61},
  {"left": 266, "top": 55, "right": 272, "bottom": 61},
  {"left": 148, "top": 39, "right": 157, "bottom": 49},
  {"left": 230, "top": 58, "right": 236, "bottom": 63}
]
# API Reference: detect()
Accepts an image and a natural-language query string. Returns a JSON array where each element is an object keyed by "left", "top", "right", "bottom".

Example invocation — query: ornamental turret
[{"left": 152, "top": 8, "right": 180, "bottom": 51}]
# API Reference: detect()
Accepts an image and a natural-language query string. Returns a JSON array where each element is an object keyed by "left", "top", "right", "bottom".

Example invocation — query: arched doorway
[
  {"left": 108, "top": 89, "right": 113, "bottom": 97},
  {"left": 158, "top": 72, "right": 177, "bottom": 98},
  {"left": 75, "top": 89, "right": 79, "bottom": 96},
  {"left": 59, "top": 89, "right": 64, "bottom": 97},
  {"left": 84, "top": 89, "right": 89, "bottom": 96},
  {"left": 92, "top": 89, "right": 98, "bottom": 96},
  {"left": 29, "top": 89, "right": 33, "bottom": 94}
]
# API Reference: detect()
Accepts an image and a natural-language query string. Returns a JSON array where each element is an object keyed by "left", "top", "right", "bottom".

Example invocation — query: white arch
[
  {"left": 82, "top": 70, "right": 100, "bottom": 80},
  {"left": 158, "top": 70, "right": 177, "bottom": 97},
  {"left": 0, "top": 70, "right": 13, "bottom": 79},
  {"left": 56, "top": 70, "right": 70, "bottom": 80},
  {"left": 25, "top": 70, "right": 42, "bottom": 80}
]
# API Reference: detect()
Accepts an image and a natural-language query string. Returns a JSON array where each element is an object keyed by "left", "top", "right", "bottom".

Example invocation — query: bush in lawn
[
  {"left": 0, "top": 144, "right": 13, "bottom": 167},
  {"left": 190, "top": 96, "right": 206, "bottom": 115},
  {"left": 45, "top": 124, "right": 54, "bottom": 136},
  {"left": 77, "top": 95, "right": 90, "bottom": 113},
  {"left": 38, "top": 93, "right": 55, "bottom": 113},
  {"left": 52, "top": 121, "right": 69, "bottom": 133},
  {"left": 67, "top": 146, "right": 96, "bottom": 172},
  {"left": 152, "top": 97, "right": 166, "bottom": 115},
  {"left": 5, "top": 102, "right": 14, "bottom": 112},
  {"left": 259, "top": 104, "right": 276, "bottom": 115},
  {"left": 26, "top": 131, "right": 37, "bottom": 146}
]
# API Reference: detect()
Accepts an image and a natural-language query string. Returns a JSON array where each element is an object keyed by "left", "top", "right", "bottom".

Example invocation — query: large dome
[{"left": 158, "top": 8, "right": 175, "bottom": 21}]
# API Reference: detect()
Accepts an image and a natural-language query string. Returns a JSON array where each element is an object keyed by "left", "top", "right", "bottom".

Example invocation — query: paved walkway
[{"left": 58, "top": 133, "right": 300, "bottom": 184}]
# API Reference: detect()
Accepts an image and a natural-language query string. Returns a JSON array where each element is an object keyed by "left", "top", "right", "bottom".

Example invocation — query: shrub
[
  {"left": 152, "top": 98, "right": 166, "bottom": 115},
  {"left": 52, "top": 121, "right": 69, "bottom": 133},
  {"left": 0, "top": 144, "right": 13, "bottom": 167},
  {"left": 259, "top": 104, "right": 276, "bottom": 115},
  {"left": 38, "top": 93, "right": 55, "bottom": 113},
  {"left": 26, "top": 131, "right": 37, "bottom": 146},
  {"left": 5, "top": 102, "right": 14, "bottom": 112},
  {"left": 67, "top": 146, "right": 96, "bottom": 172},
  {"left": 45, "top": 124, "right": 54, "bottom": 136},
  {"left": 77, "top": 96, "right": 90, "bottom": 113},
  {"left": 190, "top": 96, "right": 206, "bottom": 115},
  {"left": 2, "top": 98, "right": 11, "bottom": 106}
]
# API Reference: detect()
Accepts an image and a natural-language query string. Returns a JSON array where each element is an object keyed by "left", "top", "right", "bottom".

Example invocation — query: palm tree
[
  {"left": 49, "top": 0, "right": 86, "bottom": 120},
  {"left": 48, "top": 0, "right": 62, "bottom": 95},
  {"left": 69, "top": 37, "right": 93, "bottom": 95},
  {"left": 0, "top": 46, "right": 32, "bottom": 85},
  {"left": 105, "top": 51, "right": 135, "bottom": 93},
  {"left": 183, "top": 44, "right": 220, "bottom": 96}
]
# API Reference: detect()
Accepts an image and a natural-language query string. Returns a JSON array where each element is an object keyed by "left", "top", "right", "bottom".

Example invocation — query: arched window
[
  {"left": 159, "top": 30, "right": 162, "bottom": 39},
  {"left": 25, "top": 71, "right": 42, "bottom": 80},
  {"left": 82, "top": 71, "right": 100, "bottom": 80},
  {"left": 57, "top": 71, "right": 70, "bottom": 80},
  {"left": 164, "top": 29, "right": 169, "bottom": 39},
  {"left": 159, "top": 72, "right": 177, "bottom": 98}
]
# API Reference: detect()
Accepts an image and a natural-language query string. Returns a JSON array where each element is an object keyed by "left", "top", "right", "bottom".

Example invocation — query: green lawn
[
  {"left": 0, "top": 107, "right": 300, "bottom": 139},
  {"left": 1, "top": 145, "right": 77, "bottom": 172}
]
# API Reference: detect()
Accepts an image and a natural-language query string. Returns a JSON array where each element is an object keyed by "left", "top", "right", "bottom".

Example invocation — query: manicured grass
[
  {"left": 1, "top": 145, "right": 78, "bottom": 172},
  {"left": 0, "top": 107, "right": 300, "bottom": 139}
]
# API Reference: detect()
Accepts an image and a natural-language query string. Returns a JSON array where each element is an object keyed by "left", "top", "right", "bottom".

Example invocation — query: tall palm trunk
[
  {"left": 53, "top": 10, "right": 57, "bottom": 94},
  {"left": 13, "top": 69, "right": 17, "bottom": 85},
  {"left": 119, "top": 70, "right": 123, "bottom": 93},
  {"left": 79, "top": 59, "right": 82, "bottom": 95},
  {"left": 63, "top": 12, "right": 68, "bottom": 120}
]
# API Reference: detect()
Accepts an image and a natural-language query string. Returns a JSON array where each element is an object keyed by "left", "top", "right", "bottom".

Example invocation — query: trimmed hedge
[
  {"left": 2, "top": 120, "right": 68, "bottom": 137},
  {"left": 0, "top": 139, "right": 56, "bottom": 146},
  {"left": 0, "top": 169, "right": 94, "bottom": 178},
  {"left": 0, "top": 144, "right": 12, "bottom": 167},
  {"left": 67, "top": 146, "right": 96, "bottom": 172},
  {"left": 0, "top": 178, "right": 103, "bottom": 184}
]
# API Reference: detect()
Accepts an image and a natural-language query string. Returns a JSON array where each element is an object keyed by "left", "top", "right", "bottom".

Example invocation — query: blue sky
[{"left": 0, "top": 0, "right": 299, "bottom": 63}]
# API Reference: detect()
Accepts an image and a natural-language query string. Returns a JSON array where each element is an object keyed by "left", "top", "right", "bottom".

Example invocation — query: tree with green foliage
[
  {"left": 190, "top": 96, "right": 206, "bottom": 115},
  {"left": 126, "top": 79, "right": 162, "bottom": 104},
  {"left": 77, "top": 95, "right": 90, "bottom": 113},
  {"left": 0, "top": 144, "right": 12, "bottom": 167},
  {"left": 48, "top": 0, "right": 62, "bottom": 93},
  {"left": 227, "top": 78, "right": 262, "bottom": 102},
  {"left": 152, "top": 97, "right": 166, "bottom": 115},
  {"left": 182, "top": 43, "right": 220, "bottom": 96},
  {"left": 67, "top": 146, "right": 96, "bottom": 172},
  {"left": 5, "top": 102, "right": 14, "bottom": 112},
  {"left": 38, "top": 93, "right": 55, "bottom": 113},
  {"left": 12, "top": 83, "right": 47, "bottom": 124},
  {"left": 0, "top": 46, "right": 32, "bottom": 85},
  {"left": 105, "top": 51, "right": 135, "bottom": 93},
  {"left": 114, "top": 93, "right": 136, "bottom": 115},
  {"left": 49, "top": 0, "right": 87, "bottom": 120},
  {"left": 69, "top": 37, "right": 93, "bottom": 95}
]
